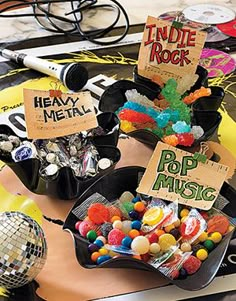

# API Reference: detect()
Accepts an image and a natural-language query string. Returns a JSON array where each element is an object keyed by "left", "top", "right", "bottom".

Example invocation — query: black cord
[
  {"left": 0, "top": 0, "right": 130, "bottom": 45},
  {"left": 43, "top": 214, "right": 64, "bottom": 226}
]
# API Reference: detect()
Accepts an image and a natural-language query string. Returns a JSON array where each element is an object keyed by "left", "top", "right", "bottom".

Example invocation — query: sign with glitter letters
[
  {"left": 23, "top": 89, "right": 98, "bottom": 139},
  {"left": 138, "top": 16, "right": 207, "bottom": 93},
  {"left": 137, "top": 142, "right": 229, "bottom": 210}
]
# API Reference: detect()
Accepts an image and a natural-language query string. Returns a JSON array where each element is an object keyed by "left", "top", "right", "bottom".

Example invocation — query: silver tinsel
[{"left": 0, "top": 211, "right": 47, "bottom": 289}]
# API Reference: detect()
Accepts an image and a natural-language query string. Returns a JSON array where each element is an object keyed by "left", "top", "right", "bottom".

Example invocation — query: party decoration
[{"left": 0, "top": 211, "right": 47, "bottom": 289}]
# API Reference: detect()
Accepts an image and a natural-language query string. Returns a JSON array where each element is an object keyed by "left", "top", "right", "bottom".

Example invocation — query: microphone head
[{"left": 60, "top": 63, "right": 89, "bottom": 91}]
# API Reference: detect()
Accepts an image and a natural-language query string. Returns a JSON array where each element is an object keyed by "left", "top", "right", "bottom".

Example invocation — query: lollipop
[{"left": 180, "top": 216, "right": 201, "bottom": 241}]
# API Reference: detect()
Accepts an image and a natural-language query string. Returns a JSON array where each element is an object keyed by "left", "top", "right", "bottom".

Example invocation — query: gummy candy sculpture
[{"left": 117, "top": 78, "right": 210, "bottom": 147}]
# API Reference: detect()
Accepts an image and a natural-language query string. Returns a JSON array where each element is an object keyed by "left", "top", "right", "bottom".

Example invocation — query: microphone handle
[{"left": 1, "top": 49, "right": 63, "bottom": 79}]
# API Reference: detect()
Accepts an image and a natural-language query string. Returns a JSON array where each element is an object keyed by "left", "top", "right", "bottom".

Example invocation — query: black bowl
[
  {"left": 0, "top": 112, "right": 121, "bottom": 200},
  {"left": 99, "top": 79, "right": 224, "bottom": 149},
  {"left": 63, "top": 166, "right": 235, "bottom": 290}
]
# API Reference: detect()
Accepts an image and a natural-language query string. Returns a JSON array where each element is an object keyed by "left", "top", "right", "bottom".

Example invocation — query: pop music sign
[
  {"left": 137, "top": 142, "right": 229, "bottom": 210},
  {"left": 138, "top": 16, "right": 207, "bottom": 93}
]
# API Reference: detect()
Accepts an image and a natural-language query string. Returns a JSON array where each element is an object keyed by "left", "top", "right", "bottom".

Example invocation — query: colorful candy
[
  {"left": 207, "top": 215, "right": 229, "bottom": 235},
  {"left": 183, "top": 87, "right": 211, "bottom": 105}
]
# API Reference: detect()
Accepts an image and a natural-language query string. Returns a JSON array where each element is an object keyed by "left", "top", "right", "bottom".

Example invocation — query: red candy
[
  {"left": 118, "top": 109, "right": 156, "bottom": 124},
  {"left": 88, "top": 203, "right": 109, "bottom": 225},
  {"left": 177, "top": 133, "right": 194, "bottom": 146},
  {"left": 79, "top": 220, "right": 96, "bottom": 237},
  {"left": 182, "top": 255, "right": 201, "bottom": 275},
  {"left": 180, "top": 217, "right": 201, "bottom": 240},
  {"left": 207, "top": 215, "right": 229, "bottom": 235},
  {"left": 108, "top": 229, "right": 126, "bottom": 245},
  {"left": 108, "top": 205, "right": 122, "bottom": 220},
  {"left": 147, "top": 233, "right": 158, "bottom": 244}
]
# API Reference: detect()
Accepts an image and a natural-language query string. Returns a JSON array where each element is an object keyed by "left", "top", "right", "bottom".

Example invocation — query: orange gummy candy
[{"left": 183, "top": 87, "right": 211, "bottom": 105}]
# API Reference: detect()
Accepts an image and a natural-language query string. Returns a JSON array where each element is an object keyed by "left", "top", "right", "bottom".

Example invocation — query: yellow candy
[
  {"left": 164, "top": 224, "right": 175, "bottom": 233},
  {"left": 142, "top": 207, "right": 164, "bottom": 226},
  {"left": 158, "top": 234, "right": 176, "bottom": 251},
  {"left": 120, "top": 120, "right": 136, "bottom": 133},
  {"left": 196, "top": 249, "right": 208, "bottom": 261},
  {"left": 209, "top": 232, "right": 222, "bottom": 243},
  {"left": 173, "top": 218, "right": 181, "bottom": 227},
  {"left": 180, "top": 208, "right": 189, "bottom": 218},
  {"left": 99, "top": 248, "right": 109, "bottom": 256},
  {"left": 180, "top": 242, "right": 192, "bottom": 252},
  {"left": 198, "top": 231, "right": 208, "bottom": 242}
]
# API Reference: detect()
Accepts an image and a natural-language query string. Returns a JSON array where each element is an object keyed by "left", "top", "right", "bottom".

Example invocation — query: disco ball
[{"left": 0, "top": 211, "right": 47, "bottom": 289}]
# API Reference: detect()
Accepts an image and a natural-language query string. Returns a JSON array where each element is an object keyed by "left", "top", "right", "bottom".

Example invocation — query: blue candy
[
  {"left": 172, "top": 121, "right": 191, "bottom": 133},
  {"left": 122, "top": 236, "right": 132, "bottom": 248},
  {"left": 97, "top": 255, "right": 112, "bottom": 265}
]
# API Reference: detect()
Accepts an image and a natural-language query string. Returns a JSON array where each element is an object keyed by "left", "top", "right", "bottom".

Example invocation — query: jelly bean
[
  {"left": 142, "top": 207, "right": 164, "bottom": 226},
  {"left": 149, "top": 243, "right": 161, "bottom": 254},
  {"left": 203, "top": 239, "right": 215, "bottom": 251},
  {"left": 88, "top": 203, "right": 109, "bottom": 224},
  {"left": 129, "top": 229, "right": 140, "bottom": 239},
  {"left": 196, "top": 249, "right": 208, "bottom": 261},
  {"left": 131, "top": 220, "right": 142, "bottom": 230},
  {"left": 134, "top": 201, "right": 145, "bottom": 212},
  {"left": 86, "top": 230, "right": 97, "bottom": 242},
  {"left": 97, "top": 255, "right": 112, "bottom": 265},
  {"left": 131, "top": 236, "right": 150, "bottom": 255},
  {"left": 209, "top": 232, "right": 222, "bottom": 243},
  {"left": 158, "top": 234, "right": 177, "bottom": 251},
  {"left": 122, "top": 236, "right": 132, "bottom": 248}
]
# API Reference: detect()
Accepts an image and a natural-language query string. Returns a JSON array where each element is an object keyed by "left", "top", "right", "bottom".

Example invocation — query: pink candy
[{"left": 108, "top": 229, "right": 126, "bottom": 245}]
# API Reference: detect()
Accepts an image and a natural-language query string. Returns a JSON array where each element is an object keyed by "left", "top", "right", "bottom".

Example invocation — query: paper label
[
  {"left": 23, "top": 89, "right": 98, "bottom": 139},
  {"left": 137, "top": 142, "right": 229, "bottom": 210},
  {"left": 138, "top": 16, "right": 207, "bottom": 93}
]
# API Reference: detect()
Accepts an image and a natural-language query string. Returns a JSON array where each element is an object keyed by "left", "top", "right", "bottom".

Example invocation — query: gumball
[
  {"left": 180, "top": 208, "right": 189, "bottom": 218},
  {"left": 155, "top": 229, "right": 165, "bottom": 237},
  {"left": 149, "top": 243, "right": 161, "bottom": 254},
  {"left": 192, "top": 244, "right": 204, "bottom": 255},
  {"left": 79, "top": 220, "right": 96, "bottom": 237},
  {"left": 91, "top": 252, "right": 100, "bottom": 262},
  {"left": 147, "top": 233, "right": 158, "bottom": 244},
  {"left": 88, "top": 243, "right": 99, "bottom": 253},
  {"left": 94, "top": 239, "right": 104, "bottom": 248},
  {"left": 129, "top": 229, "right": 140, "bottom": 239},
  {"left": 99, "top": 248, "right": 109, "bottom": 256},
  {"left": 173, "top": 218, "right": 180, "bottom": 227},
  {"left": 129, "top": 210, "right": 139, "bottom": 220},
  {"left": 86, "top": 230, "right": 97, "bottom": 242},
  {"left": 164, "top": 224, "right": 175, "bottom": 233},
  {"left": 131, "top": 220, "right": 142, "bottom": 230},
  {"left": 122, "top": 220, "right": 132, "bottom": 234},
  {"left": 113, "top": 220, "right": 123, "bottom": 230},
  {"left": 169, "top": 229, "right": 180, "bottom": 240},
  {"left": 182, "top": 255, "right": 201, "bottom": 274},
  {"left": 198, "top": 231, "right": 208, "bottom": 242},
  {"left": 180, "top": 242, "right": 192, "bottom": 252},
  {"left": 96, "top": 236, "right": 107, "bottom": 244},
  {"left": 158, "top": 234, "right": 176, "bottom": 251},
  {"left": 203, "top": 239, "right": 215, "bottom": 251},
  {"left": 97, "top": 255, "right": 112, "bottom": 265},
  {"left": 88, "top": 203, "right": 109, "bottom": 224},
  {"left": 134, "top": 201, "right": 145, "bottom": 212},
  {"left": 131, "top": 236, "right": 150, "bottom": 255},
  {"left": 75, "top": 221, "right": 82, "bottom": 231},
  {"left": 179, "top": 268, "right": 188, "bottom": 279},
  {"left": 196, "top": 249, "right": 208, "bottom": 261},
  {"left": 122, "top": 202, "right": 134, "bottom": 213},
  {"left": 111, "top": 215, "right": 121, "bottom": 223},
  {"left": 209, "top": 232, "right": 222, "bottom": 243},
  {"left": 108, "top": 229, "right": 126, "bottom": 245},
  {"left": 132, "top": 196, "right": 141, "bottom": 203},
  {"left": 101, "top": 222, "right": 113, "bottom": 238},
  {"left": 122, "top": 236, "right": 132, "bottom": 248}
]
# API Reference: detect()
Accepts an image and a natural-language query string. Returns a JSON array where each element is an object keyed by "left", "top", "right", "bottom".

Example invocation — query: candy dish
[
  {"left": 99, "top": 77, "right": 224, "bottom": 150},
  {"left": 63, "top": 166, "right": 235, "bottom": 290},
  {"left": 0, "top": 112, "right": 121, "bottom": 200}
]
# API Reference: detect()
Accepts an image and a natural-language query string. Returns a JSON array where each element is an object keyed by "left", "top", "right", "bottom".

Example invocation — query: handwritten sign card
[
  {"left": 137, "top": 142, "right": 229, "bottom": 210},
  {"left": 23, "top": 89, "right": 98, "bottom": 139},
  {"left": 138, "top": 16, "right": 207, "bottom": 93}
]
